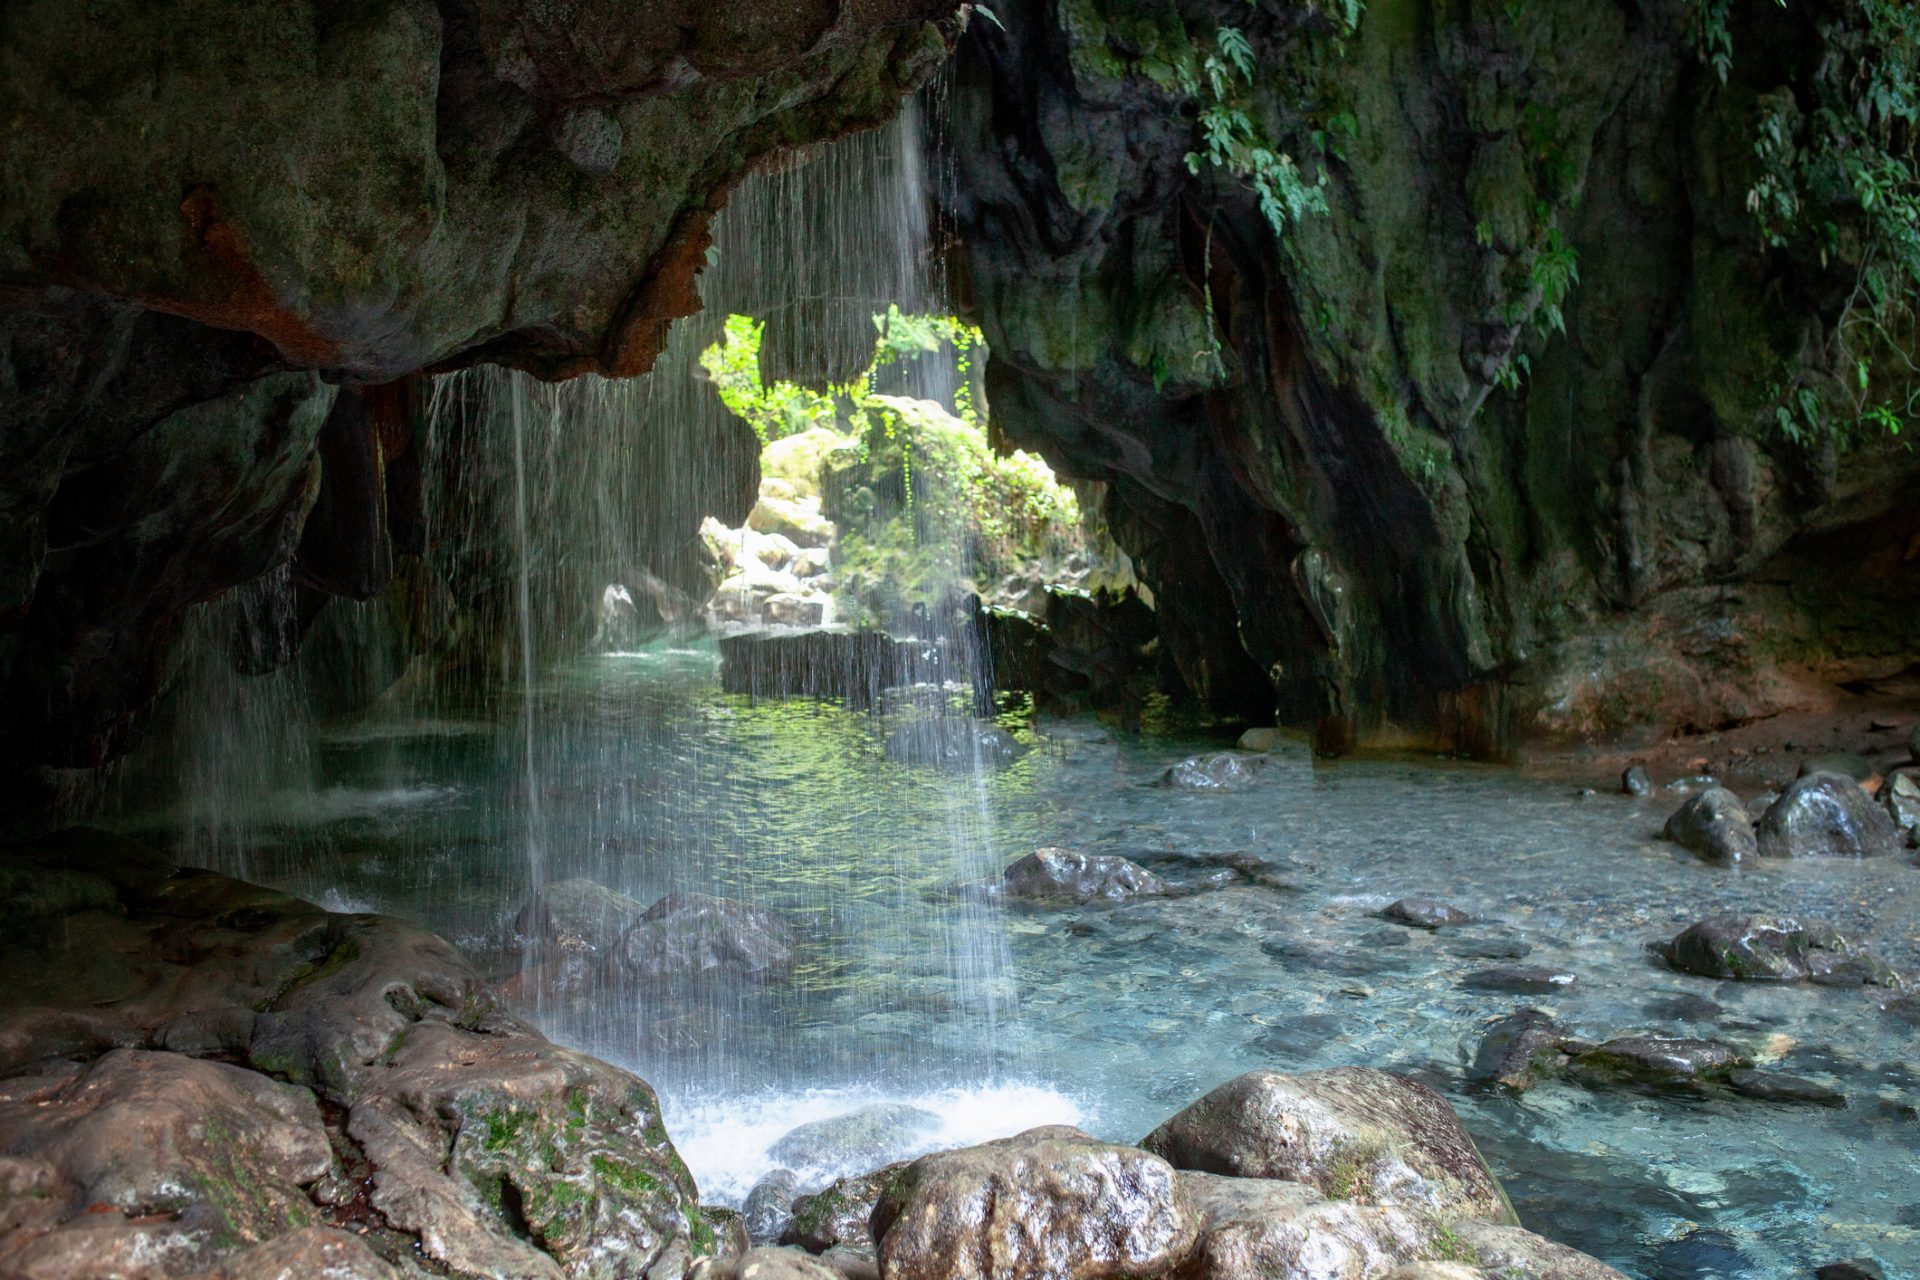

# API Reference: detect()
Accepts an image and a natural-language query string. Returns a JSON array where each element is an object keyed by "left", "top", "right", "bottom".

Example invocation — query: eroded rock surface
[
  {"left": 0, "top": 828, "right": 706, "bottom": 1279},
  {"left": 1662, "top": 788, "right": 1757, "bottom": 863},
  {"left": 1001, "top": 848, "right": 1169, "bottom": 902},
  {"left": 1755, "top": 773, "right": 1904, "bottom": 859},
  {"left": 869, "top": 1126, "right": 1197, "bottom": 1280},
  {"left": 1140, "top": 1068, "right": 1514, "bottom": 1225}
]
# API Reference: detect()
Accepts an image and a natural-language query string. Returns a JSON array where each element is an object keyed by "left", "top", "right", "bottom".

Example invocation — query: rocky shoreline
[{"left": 0, "top": 830, "right": 1629, "bottom": 1280}]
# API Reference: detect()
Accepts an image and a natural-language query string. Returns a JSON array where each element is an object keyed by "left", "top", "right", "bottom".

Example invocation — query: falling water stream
[{"left": 95, "top": 101, "right": 1920, "bottom": 1279}]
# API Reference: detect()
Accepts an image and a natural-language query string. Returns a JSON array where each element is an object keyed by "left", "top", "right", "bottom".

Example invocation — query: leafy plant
[{"left": 1177, "top": 26, "right": 1332, "bottom": 241}]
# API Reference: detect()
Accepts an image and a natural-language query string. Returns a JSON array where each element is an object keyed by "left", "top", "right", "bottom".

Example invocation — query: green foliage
[
  {"left": 1701, "top": 0, "right": 1920, "bottom": 448},
  {"left": 697, "top": 314, "right": 840, "bottom": 443},
  {"left": 1178, "top": 26, "right": 1331, "bottom": 241}
]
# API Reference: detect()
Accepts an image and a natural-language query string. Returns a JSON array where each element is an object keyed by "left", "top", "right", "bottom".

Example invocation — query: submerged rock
[
  {"left": 515, "top": 877, "right": 651, "bottom": 993},
  {"left": 1571, "top": 1036, "right": 1744, "bottom": 1087},
  {"left": 1661, "top": 787, "right": 1756, "bottom": 863},
  {"left": 1162, "top": 752, "right": 1267, "bottom": 791},
  {"left": 1382, "top": 898, "right": 1475, "bottom": 929},
  {"left": 621, "top": 892, "right": 797, "bottom": 985},
  {"left": 1000, "top": 847, "right": 1167, "bottom": 901},
  {"left": 1726, "top": 1068, "right": 1847, "bottom": 1108},
  {"left": 1755, "top": 773, "right": 1902, "bottom": 858},
  {"left": 869, "top": 1126, "right": 1195, "bottom": 1280},
  {"left": 1461, "top": 966, "right": 1577, "bottom": 995},
  {"left": 1140, "top": 1067, "right": 1515, "bottom": 1225},
  {"left": 767, "top": 1104, "right": 940, "bottom": 1180},
  {"left": 884, "top": 719, "right": 1027, "bottom": 769}
]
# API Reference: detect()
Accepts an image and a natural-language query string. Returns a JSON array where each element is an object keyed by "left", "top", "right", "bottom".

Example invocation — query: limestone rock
[
  {"left": 767, "top": 1105, "right": 939, "bottom": 1181},
  {"left": 1175, "top": 1171, "right": 1433, "bottom": 1279},
  {"left": 1140, "top": 1068, "right": 1514, "bottom": 1225},
  {"left": 782, "top": 1163, "right": 906, "bottom": 1255},
  {"left": 869, "top": 1126, "right": 1196, "bottom": 1280}
]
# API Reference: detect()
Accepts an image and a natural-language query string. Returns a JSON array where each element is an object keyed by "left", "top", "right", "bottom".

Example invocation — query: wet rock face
[
  {"left": 782, "top": 1162, "right": 907, "bottom": 1255},
  {"left": 0, "top": 0, "right": 963, "bottom": 789},
  {"left": 869, "top": 1126, "right": 1198, "bottom": 1280},
  {"left": 1659, "top": 914, "right": 1897, "bottom": 986},
  {"left": 1662, "top": 787, "right": 1757, "bottom": 863},
  {"left": 1139, "top": 1068, "right": 1514, "bottom": 1226},
  {"left": 1570, "top": 1037, "right": 1744, "bottom": 1088},
  {"left": 1755, "top": 773, "right": 1904, "bottom": 858},
  {"left": 1382, "top": 899, "right": 1474, "bottom": 930},
  {"left": 767, "top": 1106, "right": 939, "bottom": 1182},
  {"left": 0, "top": 828, "right": 707, "bottom": 1280},
  {"left": 940, "top": 2, "right": 1920, "bottom": 754},
  {"left": 1001, "top": 848, "right": 1169, "bottom": 901}
]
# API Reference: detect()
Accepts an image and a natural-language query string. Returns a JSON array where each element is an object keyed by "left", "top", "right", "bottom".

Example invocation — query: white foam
[{"left": 662, "top": 1079, "right": 1090, "bottom": 1205}]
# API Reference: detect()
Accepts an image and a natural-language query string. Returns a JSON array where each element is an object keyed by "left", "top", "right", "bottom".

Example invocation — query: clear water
[{"left": 116, "top": 644, "right": 1920, "bottom": 1279}]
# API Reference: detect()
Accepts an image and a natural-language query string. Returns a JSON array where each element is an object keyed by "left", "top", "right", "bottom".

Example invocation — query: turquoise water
[{"left": 132, "top": 645, "right": 1920, "bottom": 1278}]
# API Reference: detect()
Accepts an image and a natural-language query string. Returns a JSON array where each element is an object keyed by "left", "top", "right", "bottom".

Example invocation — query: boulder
[
  {"left": 1382, "top": 898, "right": 1474, "bottom": 929},
  {"left": 1754, "top": 773, "right": 1902, "bottom": 858},
  {"left": 1467, "top": 1010, "right": 1580, "bottom": 1094},
  {"left": 767, "top": 1104, "right": 940, "bottom": 1180},
  {"left": 883, "top": 720, "right": 1027, "bottom": 769},
  {"left": 782, "top": 1162, "right": 906, "bottom": 1254},
  {"left": 622, "top": 892, "right": 797, "bottom": 985},
  {"left": 0, "top": 1049, "right": 332, "bottom": 1278},
  {"left": 1001, "top": 848, "right": 1167, "bottom": 901},
  {"left": 0, "top": 833, "right": 707, "bottom": 1280},
  {"left": 745, "top": 1168, "right": 802, "bottom": 1245},
  {"left": 1450, "top": 1221, "right": 1634, "bottom": 1280},
  {"left": 1621, "top": 766, "right": 1653, "bottom": 797},
  {"left": 1140, "top": 1068, "right": 1515, "bottom": 1225},
  {"left": 198, "top": 1228, "right": 401, "bottom": 1280},
  {"left": 750, "top": 495, "right": 835, "bottom": 549},
  {"left": 1884, "top": 771, "right": 1920, "bottom": 834},
  {"left": 515, "top": 878, "right": 651, "bottom": 993},
  {"left": 1163, "top": 752, "right": 1266, "bottom": 792},
  {"left": 765, "top": 593, "right": 829, "bottom": 628},
  {"left": 869, "top": 1126, "right": 1196, "bottom": 1280},
  {"left": 1175, "top": 1170, "right": 1432, "bottom": 1279},
  {"left": 1658, "top": 914, "right": 1869, "bottom": 984},
  {"left": 1660, "top": 787, "right": 1756, "bottom": 863}
]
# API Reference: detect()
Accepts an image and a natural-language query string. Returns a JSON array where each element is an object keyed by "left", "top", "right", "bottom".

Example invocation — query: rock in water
[
  {"left": 767, "top": 1104, "right": 941, "bottom": 1180},
  {"left": 869, "top": 1127, "right": 1196, "bottom": 1280},
  {"left": 1727, "top": 1069, "right": 1846, "bottom": 1108},
  {"left": 1469, "top": 1010, "right": 1578, "bottom": 1093},
  {"left": 745, "top": 1169, "right": 802, "bottom": 1246},
  {"left": 1462, "top": 966, "right": 1578, "bottom": 995},
  {"left": 1450, "top": 1222, "right": 1634, "bottom": 1280},
  {"left": 1661, "top": 787, "right": 1756, "bottom": 863},
  {"left": 1382, "top": 898, "right": 1475, "bottom": 929},
  {"left": 1884, "top": 771, "right": 1920, "bottom": 834},
  {"left": 782, "top": 1162, "right": 906, "bottom": 1255},
  {"left": 621, "top": 892, "right": 796, "bottom": 984},
  {"left": 1621, "top": 765, "right": 1653, "bottom": 797},
  {"left": 1754, "top": 773, "right": 1902, "bottom": 858},
  {"left": 515, "top": 877, "right": 650, "bottom": 994},
  {"left": 1140, "top": 1067, "right": 1515, "bottom": 1224},
  {"left": 1163, "top": 752, "right": 1267, "bottom": 791},
  {"left": 1000, "top": 848, "right": 1167, "bottom": 901},
  {"left": 1658, "top": 914, "right": 1882, "bottom": 984},
  {"left": 884, "top": 719, "right": 1027, "bottom": 769},
  {"left": 1571, "top": 1036, "right": 1744, "bottom": 1086}
]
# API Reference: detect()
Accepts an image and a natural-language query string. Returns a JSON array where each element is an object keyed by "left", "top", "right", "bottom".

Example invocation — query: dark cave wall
[
  {"left": 0, "top": 0, "right": 963, "bottom": 790},
  {"left": 941, "top": 0, "right": 1920, "bottom": 754}
]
